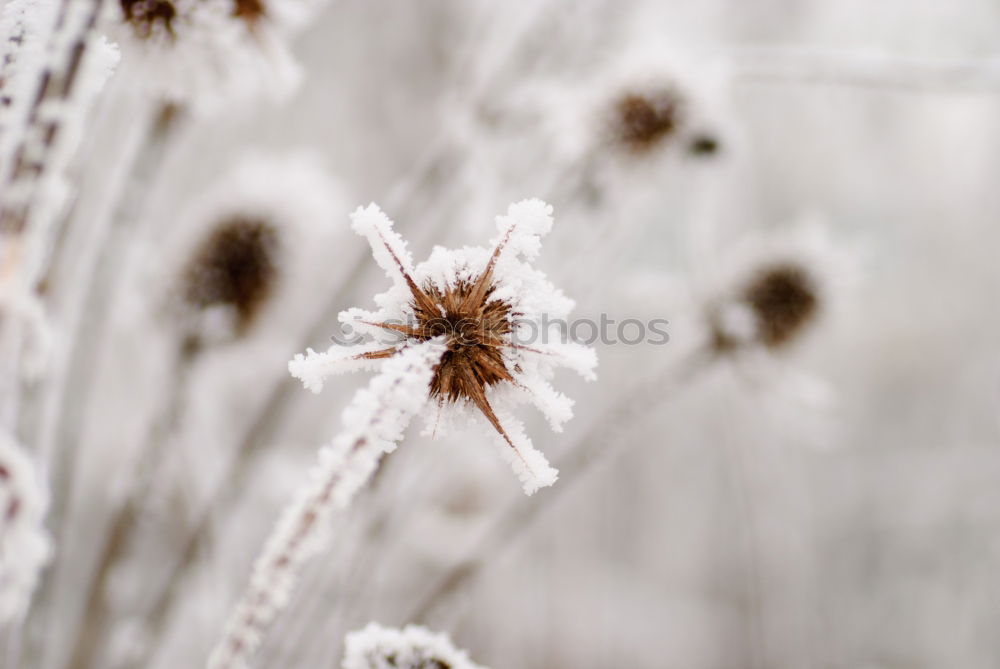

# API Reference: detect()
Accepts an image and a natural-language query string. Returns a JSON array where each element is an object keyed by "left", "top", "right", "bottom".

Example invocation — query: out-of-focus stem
[
  {"left": 25, "top": 101, "right": 182, "bottom": 669},
  {"left": 64, "top": 341, "right": 198, "bottom": 669}
]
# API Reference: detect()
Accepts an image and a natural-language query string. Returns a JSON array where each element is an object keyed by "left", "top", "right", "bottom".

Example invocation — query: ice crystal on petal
[{"left": 290, "top": 199, "right": 597, "bottom": 495}]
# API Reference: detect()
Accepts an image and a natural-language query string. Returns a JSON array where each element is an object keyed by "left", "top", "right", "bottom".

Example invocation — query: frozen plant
[
  {"left": 209, "top": 199, "right": 595, "bottom": 669},
  {"left": 289, "top": 198, "right": 597, "bottom": 495},
  {"left": 342, "top": 623, "right": 489, "bottom": 669},
  {"left": 106, "top": 0, "right": 328, "bottom": 111},
  {"left": 0, "top": 429, "right": 52, "bottom": 625}
]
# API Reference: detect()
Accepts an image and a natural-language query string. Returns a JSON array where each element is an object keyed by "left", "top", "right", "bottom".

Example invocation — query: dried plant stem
[
  {"left": 0, "top": 0, "right": 108, "bottom": 428},
  {"left": 207, "top": 435, "right": 371, "bottom": 669},
  {"left": 23, "top": 102, "right": 182, "bottom": 669},
  {"left": 64, "top": 343, "right": 198, "bottom": 669},
  {"left": 408, "top": 345, "right": 714, "bottom": 623}
]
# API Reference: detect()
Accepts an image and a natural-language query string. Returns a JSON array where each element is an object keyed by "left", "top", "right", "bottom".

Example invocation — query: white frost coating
[
  {"left": 0, "top": 430, "right": 52, "bottom": 624},
  {"left": 208, "top": 341, "right": 445, "bottom": 669},
  {"left": 288, "top": 343, "right": 399, "bottom": 393},
  {"left": 343, "top": 623, "right": 489, "bottom": 669},
  {"left": 106, "top": 0, "right": 326, "bottom": 112},
  {"left": 289, "top": 199, "right": 598, "bottom": 495},
  {"left": 485, "top": 403, "right": 558, "bottom": 495},
  {"left": 491, "top": 197, "right": 553, "bottom": 262},
  {"left": 0, "top": 0, "right": 56, "bottom": 180},
  {"left": 517, "top": 375, "right": 574, "bottom": 433}
]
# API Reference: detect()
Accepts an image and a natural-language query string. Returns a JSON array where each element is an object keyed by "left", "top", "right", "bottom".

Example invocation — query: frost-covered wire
[{"left": 207, "top": 341, "right": 445, "bottom": 669}]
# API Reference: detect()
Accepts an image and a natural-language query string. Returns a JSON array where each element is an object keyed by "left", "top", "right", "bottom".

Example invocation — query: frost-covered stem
[
  {"left": 64, "top": 340, "right": 198, "bottom": 669},
  {"left": 207, "top": 342, "right": 444, "bottom": 669},
  {"left": 0, "top": 0, "right": 110, "bottom": 269},
  {"left": 409, "top": 346, "right": 712, "bottom": 623},
  {"left": 0, "top": 0, "right": 115, "bottom": 430},
  {"left": 728, "top": 47, "right": 1000, "bottom": 92},
  {"left": 22, "top": 101, "right": 182, "bottom": 669}
]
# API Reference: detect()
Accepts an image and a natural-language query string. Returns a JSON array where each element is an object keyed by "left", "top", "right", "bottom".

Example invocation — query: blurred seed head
[
  {"left": 120, "top": 0, "right": 178, "bottom": 39},
  {"left": 711, "top": 261, "right": 820, "bottom": 353},
  {"left": 610, "top": 88, "right": 684, "bottom": 154},
  {"left": 744, "top": 263, "right": 819, "bottom": 348},
  {"left": 181, "top": 216, "right": 280, "bottom": 337},
  {"left": 232, "top": 0, "right": 266, "bottom": 25}
]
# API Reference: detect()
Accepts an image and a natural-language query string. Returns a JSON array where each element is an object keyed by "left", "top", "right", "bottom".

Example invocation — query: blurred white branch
[{"left": 729, "top": 46, "right": 1000, "bottom": 93}]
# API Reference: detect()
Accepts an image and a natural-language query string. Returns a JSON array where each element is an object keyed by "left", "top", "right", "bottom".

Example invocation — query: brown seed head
[
  {"left": 743, "top": 262, "right": 819, "bottom": 349},
  {"left": 612, "top": 88, "right": 683, "bottom": 154},
  {"left": 182, "top": 217, "right": 279, "bottom": 333},
  {"left": 359, "top": 229, "right": 526, "bottom": 448},
  {"left": 232, "top": 0, "right": 266, "bottom": 25},
  {"left": 121, "top": 0, "right": 178, "bottom": 39}
]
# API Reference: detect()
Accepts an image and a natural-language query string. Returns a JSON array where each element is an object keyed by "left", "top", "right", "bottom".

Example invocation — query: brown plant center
[
  {"left": 743, "top": 263, "right": 819, "bottom": 348},
  {"left": 182, "top": 217, "right": 280, "bottom": 331},
  {"left": 613, "top": 89, "right": 682, "bottom": 153}
]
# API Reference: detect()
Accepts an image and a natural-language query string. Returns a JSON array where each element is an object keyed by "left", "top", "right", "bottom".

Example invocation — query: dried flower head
[
  {"left": 611, "top": 87, "right": 684, "bottom": 154},
  {"left": 290, "top": 199, "right": 597, "bottom": 495},
  {"left": 181, "top": 216, "right": 279, "bottom": 334},
  {"left": 743, "top": 262, "right": 819, "bottom": 348},
  {"left": 108, "top": 0, "right": 320, "bottom": 110},
  {"left": 231, "top": 0, "right": 265, "bottom": 24},
  {"left": 120, "top": 0, "right": 177, "bottom": 39},
  {"left": 0, "top": 430, "right": 52, "bottom": 624},
  {"left": 342, "top": 623, "right": 488, "bottom": 669},
  {"left": 711, "top": 261, "right": 821, "bottom": 353}
]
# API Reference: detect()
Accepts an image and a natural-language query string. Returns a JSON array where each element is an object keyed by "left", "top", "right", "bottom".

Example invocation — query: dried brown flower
[
  {"left": 743, "top": 263, "right": 819, "bottom": 348},
  {"left": 181, "top": 216, "right": 279, "bottom": 333},
  {"left": 121, "top": 0, "right": 178, "bottom": 39},
  {"left": 611, "top": 88, "right": 684, "bottom": 154},
  {"left": 232, "top": 0, "right": 266, "bottom": 25},
  {"left": 353, "top": 231, "right": 522, "bottom": 448}
]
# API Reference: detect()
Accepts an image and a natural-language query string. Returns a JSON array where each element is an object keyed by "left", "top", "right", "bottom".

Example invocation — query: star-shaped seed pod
[{"left": 290, "top": 199, "right": 597, "bottom": 495}]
